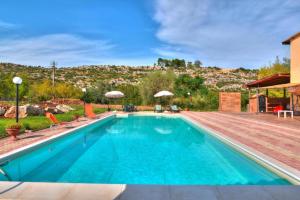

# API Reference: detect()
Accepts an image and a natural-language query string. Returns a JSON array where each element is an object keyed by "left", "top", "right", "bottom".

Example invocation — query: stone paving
[
  {"left": 0, "top": 112, "right": 113, "bottom": 156},
  {"left": 0, "top": 182, "right": 300, "bottom": 200},
  {"left": 182, "top": 112, "right": 300, "bottom": 174}
]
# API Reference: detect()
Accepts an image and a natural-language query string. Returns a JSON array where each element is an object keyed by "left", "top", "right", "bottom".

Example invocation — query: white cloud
[
  {"left": 0, "top": 20, "right": 17, "bottom": 30},
  {"left": 0, "top": 34, "right": 116, "bottom": 66},
  {"left": 154, "top": 0, "right": 300, "bottom": 68}
]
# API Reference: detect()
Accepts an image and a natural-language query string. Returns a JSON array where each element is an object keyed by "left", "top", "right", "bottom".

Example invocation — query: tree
[
  {"left": 187, "top": 62, "right": 193, "bottom": 68},
  {"left": 55, "top": 83, "right": 81, "bottom": 99},
  {"left": 174, "top": 74, "right": 207, "bottom": 97},
  {"left": 258, "top": 57, "right": 290, "bottom": 79},
  {"left": 0, "top": 72, "right": 29, "bottom": 101},
  {"left": 139, "top": 70, "right": 176, "bottom": 105},
  {"left": 0, "top": 72, "right": 14, "bottom": 100},
  {"left": 156, "top": 58, "right": 186, "bottom": 68},
  {"left": 88, "top": 81, "right": 111, "bottom": 104},
  {"left": 81, "top": 90, "right": 94, "bottom": 104},
  {"left": 117, "top": 84, "right": 142, "bottom": 105},
  {"left": 28, "top": 80, "right": 81, "bottom": 102},
  {"left": 194, "top": 60, "right": 202, "bottom": 68},
  {"left": 171, "top": 59, "right": 186, "bottom": 68},
  {"left": 28, "top": 80, "right": 53, "bottom": 102},
  {"left": 157, "top": 58, "right": 165, "bottom": 67}
]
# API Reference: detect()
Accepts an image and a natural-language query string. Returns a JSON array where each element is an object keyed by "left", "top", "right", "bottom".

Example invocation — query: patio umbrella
[
  {"left": 154, "top": 90, "right": 174, "bottom": 110},
  {"left": 105, "top": 91, "right": 125, "bottom": 111},
  {"left": 154, "top": 90, "right": 174, "bottom": 98},
  {"left": 105, "top": 91, "right": 125, "bottom": 99}
]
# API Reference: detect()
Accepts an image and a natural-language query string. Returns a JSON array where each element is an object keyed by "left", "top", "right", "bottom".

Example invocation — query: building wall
[
  {"left": 219, "top": 92, "right": 241, "bottom": 112},
  {"left": 249, "top": 97, "right": 257, "bottom": 113},
  {"left": 291, "top": 36, "right": 300, "bottom": 83}
]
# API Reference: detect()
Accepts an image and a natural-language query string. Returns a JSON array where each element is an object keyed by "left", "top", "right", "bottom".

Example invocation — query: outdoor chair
[
  {"left": 170, "top": 105, "right": 180, "bottom": 113},
  {"left": 123, "top": 104, "right": 137, "bottom": 112},
  {"left": 123, "top": 105, "right": 131, "bottom": 112},
  {"left": 45, "top": 112, "right": 74, "bottom": 128},
  {"left": 273, "top": 105, "right": 283, "bottom": 115},
  {"left": 85, "top": 104, "right": 97, "bottom": 119},
  {"left": 154, "top": 105, "right": 163, "bottom": 113}
]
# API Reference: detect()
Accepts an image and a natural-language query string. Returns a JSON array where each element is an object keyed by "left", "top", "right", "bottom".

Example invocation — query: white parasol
[
  {"left": 154, "top": 90, "right": 174, "bottom": 98},
  {"left": 105, "top": 91, "right": 125, "bottom": 99}
]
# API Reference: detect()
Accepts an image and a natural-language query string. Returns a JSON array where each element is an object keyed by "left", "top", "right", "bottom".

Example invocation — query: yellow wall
[{"left": 290, "top": 36, "right": 300, "bottom": 83}]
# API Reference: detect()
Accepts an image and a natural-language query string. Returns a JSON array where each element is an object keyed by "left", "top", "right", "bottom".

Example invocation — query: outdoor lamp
[
  {"left": 187, "top": 92, "right": 192, "bottom": 111},
  {"left": 13, "top": 77, "right": 22, "bottom": 85},
  {"left": 82, "top": 88, "right": 87, "bottom": 117},
  {"left": 12, "top": 77, "right": 22, "bottom": 123}
]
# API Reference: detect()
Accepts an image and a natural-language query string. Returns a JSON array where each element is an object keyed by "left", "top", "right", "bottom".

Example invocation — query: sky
[{"left": 0, "top": 0, "right": 299, "bottom": 68}]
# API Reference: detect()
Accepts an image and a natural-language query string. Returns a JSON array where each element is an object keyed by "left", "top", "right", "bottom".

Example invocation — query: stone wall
[{"left": 219, "top": 92, "right": 241, "bottom": 112}]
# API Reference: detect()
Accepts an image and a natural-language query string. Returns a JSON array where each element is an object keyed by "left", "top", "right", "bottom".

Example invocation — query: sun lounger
[
  {"left": 170, "top": 105, "right": 180, "bottom": 113},
  {"left": 45, "top": 112, "right": 74, "bottom": 128},
  {"left": 154, "top": 105, "right": 163, "bottom": 113},
  {"left": 123, "top": 104, "right": 137, "bottom": 112},
  {"left": 85, "top": 104, "right": 96, "bottom": 119}
]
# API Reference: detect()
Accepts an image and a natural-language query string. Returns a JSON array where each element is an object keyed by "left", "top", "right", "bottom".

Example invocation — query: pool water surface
[{"left": 0, "top": 115, "right": 291, "bottom": 185}]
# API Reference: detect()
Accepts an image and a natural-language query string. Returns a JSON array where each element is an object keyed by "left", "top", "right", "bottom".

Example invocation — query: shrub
[{"left": 6, "top": 123, "right": 22, "bottom": 129}]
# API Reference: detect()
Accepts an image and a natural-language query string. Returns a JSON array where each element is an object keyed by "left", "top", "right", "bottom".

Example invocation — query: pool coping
[
  {"left": 0, "top": 113, "right": 116, "bottom": 162},
  {"left": 180, "top": 114, "right": 300, "bottom": 185}
]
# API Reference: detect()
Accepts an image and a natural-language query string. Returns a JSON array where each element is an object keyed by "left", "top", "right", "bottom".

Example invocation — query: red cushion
[{"left": 273, "top": 106, "right": 283, "bottom": 113}]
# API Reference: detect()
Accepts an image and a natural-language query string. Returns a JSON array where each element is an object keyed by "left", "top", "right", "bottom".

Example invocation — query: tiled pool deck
[
  {"left": 182, "top": 111, "right": 300, "bottom": 178},
  {"left": 1, "top": 111, "right": 300, "bottom": 199}
]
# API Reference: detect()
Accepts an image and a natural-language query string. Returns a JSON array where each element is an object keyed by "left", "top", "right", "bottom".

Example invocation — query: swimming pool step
[{"left": 116, "top": 114, "right": 129, "bottom": 118}]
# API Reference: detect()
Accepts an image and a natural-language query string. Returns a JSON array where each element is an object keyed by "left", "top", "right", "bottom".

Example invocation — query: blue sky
[{"left": 0, "top": 0, "right": 299, "bottom": 68}]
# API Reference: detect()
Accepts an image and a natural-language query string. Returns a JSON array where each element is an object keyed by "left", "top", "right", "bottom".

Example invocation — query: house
[{"left": 246, "top": 32, "right": 300, "bottom": 114}]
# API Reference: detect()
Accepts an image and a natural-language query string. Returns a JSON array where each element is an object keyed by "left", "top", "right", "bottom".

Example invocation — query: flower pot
[{"left": 6, "top": 128, "right": 20, "bottom": 141}]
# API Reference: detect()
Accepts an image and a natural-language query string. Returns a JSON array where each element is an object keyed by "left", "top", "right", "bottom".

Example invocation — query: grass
[{"left": 0, "top": 105, "right": 106, "bottom": 138}]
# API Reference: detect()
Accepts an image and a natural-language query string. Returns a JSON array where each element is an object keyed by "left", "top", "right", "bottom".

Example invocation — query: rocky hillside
[{"left": 0, "top": 63, "right": 257, "bottom": 91}]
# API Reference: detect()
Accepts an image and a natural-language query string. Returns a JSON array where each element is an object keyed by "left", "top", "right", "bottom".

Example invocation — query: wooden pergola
[{"left": 245, "top": 73, "right": 299, "bottom": 113}]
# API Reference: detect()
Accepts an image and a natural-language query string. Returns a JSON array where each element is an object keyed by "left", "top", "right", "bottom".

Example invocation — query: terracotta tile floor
[
  {"left": 182, "top": 111, "right": 300, "bottom": 172},
  {"left": 0, "top": 112, "right": 113, "bottom": 155}
]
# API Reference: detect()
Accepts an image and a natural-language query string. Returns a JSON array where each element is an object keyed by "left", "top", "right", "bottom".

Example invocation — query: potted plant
[{"left": 6, "top": 123, "right": 22, "bottom": 141}]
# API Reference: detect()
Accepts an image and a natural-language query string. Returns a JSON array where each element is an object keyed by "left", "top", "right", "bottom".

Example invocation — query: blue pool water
[{"left": 0, "top": 115, "right": 291, "bottom": 185}]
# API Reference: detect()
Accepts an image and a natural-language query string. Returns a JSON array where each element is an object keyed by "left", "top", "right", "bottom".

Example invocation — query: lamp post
[
  {"left": 12, "top": 77, "right": 22, "bottom": 123},
  {"left": 187, "top": 92, "right": 191, "bottom": 111},
  {"left": 82, "top": 88, "right": 87, "bottom": 117}
]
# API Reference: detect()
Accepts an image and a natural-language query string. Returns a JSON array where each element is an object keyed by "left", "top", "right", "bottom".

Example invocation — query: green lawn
[{"left": 0, "top": 105, "right": 106, "bottom": 138}]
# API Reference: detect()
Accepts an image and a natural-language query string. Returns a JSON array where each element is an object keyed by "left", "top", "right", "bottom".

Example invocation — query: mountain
[{"left": 0, "top": 63, "right": 257, "bottom": 91}]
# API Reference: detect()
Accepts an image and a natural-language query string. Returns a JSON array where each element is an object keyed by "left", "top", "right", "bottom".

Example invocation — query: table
[{"left": 277, "top": 110, "right": 294, "bottom": 119}]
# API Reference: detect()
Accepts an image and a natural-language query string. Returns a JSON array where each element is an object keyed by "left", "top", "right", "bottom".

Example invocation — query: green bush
[{"left": 172, "top": 91, "right": 219, "bottom": 111}]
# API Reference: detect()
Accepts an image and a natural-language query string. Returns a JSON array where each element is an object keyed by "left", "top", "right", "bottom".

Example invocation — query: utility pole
[{"left": 51, "top": 61, "right": 57, "bottom": 100}]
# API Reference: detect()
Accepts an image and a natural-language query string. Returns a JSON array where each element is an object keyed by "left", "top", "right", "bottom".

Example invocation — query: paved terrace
[
  {"left": 0, "top": 182, "right": 300, "bottom": 200},
  {"left": 0, "top": 112, "right": 113, "bottom": 155},
  {"left": 182, "top": 111, "right": 300, "bottom": 175}
]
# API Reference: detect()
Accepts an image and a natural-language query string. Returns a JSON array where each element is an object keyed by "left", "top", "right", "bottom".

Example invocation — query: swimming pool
[{"left": 0, "top": 115, "right": 291, "bottom": 185}]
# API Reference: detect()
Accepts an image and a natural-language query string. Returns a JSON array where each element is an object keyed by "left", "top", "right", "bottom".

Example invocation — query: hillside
[{"left": 0, "top": 63, "right": 257, "bottom": 91}]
